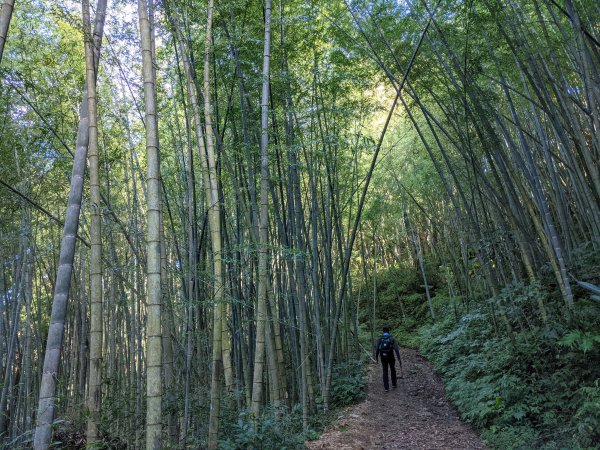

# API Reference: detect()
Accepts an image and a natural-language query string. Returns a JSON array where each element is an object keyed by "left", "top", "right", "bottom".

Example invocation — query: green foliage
[
  {"left": 356, "top": 266, "right": 437, "bottom": 348},
  {"left": 330, "top": 360, "right": 367, "bottom": 407},
  {"left": 569, "top": 242, "right": 600, "bottom": 286},
  {"left": 219, "top": 405, "right": 318, "bottom": 450},
  {"left": 573, "top": 382, "right": 600, "bottom": 443},
  {"left": 480, "top": 425, "right": 539, "bottom": 450},
  {"left": 419, "top": 283, "right": 600, "bottom": 449},
  {"left": 559, "top": 330, "right": 600, "bottom": 353},
  {"left": 220, "top": 359, "right": 366, "bottom": 449}
]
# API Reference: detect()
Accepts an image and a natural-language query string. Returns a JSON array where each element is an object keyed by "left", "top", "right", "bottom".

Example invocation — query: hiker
[{"left": 375, "top": 327, "right": 402, "bottom": 392}]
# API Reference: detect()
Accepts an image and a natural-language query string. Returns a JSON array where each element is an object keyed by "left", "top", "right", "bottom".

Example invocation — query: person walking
[{"left": 375, "top": 327, "right": 402, "bottom": 392}]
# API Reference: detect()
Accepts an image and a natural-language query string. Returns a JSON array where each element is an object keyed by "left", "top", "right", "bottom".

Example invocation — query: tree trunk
[
  {"left": 201, "top": 1, "right": 226, "bottom": 448},
  {"left": 0, "top": 0, "right": 15, "bottom": 66},
  {"left": 137, "top": 0, "right": 162, "bottom": 446},
  {"left": 33, "top": 1, "right": 107, "bottom": 447},
  {"left": 82, "top": 0, "right": 103, "bottom": 441},
  {"left": 251, "top": 0, "right": 272, "bottom": 420}
]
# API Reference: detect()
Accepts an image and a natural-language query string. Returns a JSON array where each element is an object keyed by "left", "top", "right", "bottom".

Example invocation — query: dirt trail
[{"left": 306, "top": 348, "right": 488, "bottom": 450}]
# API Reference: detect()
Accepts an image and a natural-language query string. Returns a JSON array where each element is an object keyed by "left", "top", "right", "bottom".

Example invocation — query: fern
[
  {"left": 419, "top": 281, "right": 600, "bottom": 449},
  {"left": 559, "top": 330, "right": 600, "bottom": 353}
]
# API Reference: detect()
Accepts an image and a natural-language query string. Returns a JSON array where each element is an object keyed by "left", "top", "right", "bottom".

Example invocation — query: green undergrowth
[
  {"left": 43, "top": 360, "right": 367, "bottom": 449},
  {"left": 357, "top": 244, "right": 600, "bottom": 449},
  {"left": 357, "top": 265, "right": 435, "bottom": 349},
  {"left": 219, "top": 359, "right": 367, "bottom": 449},
  {"left": 218, "top": 404, "right": 316, "bottom": 450},
  {"left": 327, "top": 359, "right": 368, "bottom": 408},
  {"left": 419, "top": 283, "right": 600, "bottom": 449}
]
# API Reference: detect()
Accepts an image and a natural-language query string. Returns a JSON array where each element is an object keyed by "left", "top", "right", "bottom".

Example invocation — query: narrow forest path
[{"left": 306, "top": 348, "right": 488, "bottom": 450}]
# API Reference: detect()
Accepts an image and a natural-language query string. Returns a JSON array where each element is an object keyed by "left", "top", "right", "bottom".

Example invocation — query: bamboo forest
[{"left": 0, "top": 0, "right": 598, "bottom": 448}]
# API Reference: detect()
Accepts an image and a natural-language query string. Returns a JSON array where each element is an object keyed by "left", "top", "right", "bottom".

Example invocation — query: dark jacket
[{"left": 375, "top": 334, "right": 401, "bottom": 361}]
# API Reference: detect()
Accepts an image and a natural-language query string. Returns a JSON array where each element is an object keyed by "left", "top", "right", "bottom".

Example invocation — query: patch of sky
[
  {"left": 40, "top": 141, "right": 61, "bottom": 161},
  {"left": 10, "top": 104, "right": 30, "bottom": 122},
  {"left": 565, "top": 83, "right": 580, "bottom": 97},
  {"left": 2, "top": 288, "right": 14, "bottom": 306},
  {"left": 482, "top": 156, "right": 490, "bottom": 175},
  {"left": 330, "top": 46, "right": 355, "bottom": 59}
]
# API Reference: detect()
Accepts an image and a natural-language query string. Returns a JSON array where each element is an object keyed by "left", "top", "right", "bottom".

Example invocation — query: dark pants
[{"left": 381, "top": 357, "right": 397, "bottom": 390}]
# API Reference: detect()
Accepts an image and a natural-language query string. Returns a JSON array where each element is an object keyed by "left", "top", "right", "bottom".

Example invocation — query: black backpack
[{"left": 378, "top": 335, "right": 395, "bottom": 359}]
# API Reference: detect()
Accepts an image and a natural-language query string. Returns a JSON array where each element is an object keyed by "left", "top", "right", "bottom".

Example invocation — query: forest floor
[{"left": 305, "top": 348, "right": 488, "bottom": 450}]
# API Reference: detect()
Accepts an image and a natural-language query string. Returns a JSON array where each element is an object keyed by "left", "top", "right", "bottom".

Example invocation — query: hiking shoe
[
  {"left": 385, "top": 388, "right": 389, "bottom": 392},
  {"left": 392, "top": 385, "right": 397, "bottom": 388}
]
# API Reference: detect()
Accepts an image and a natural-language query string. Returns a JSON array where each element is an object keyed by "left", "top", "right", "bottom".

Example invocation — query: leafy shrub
[
  {"left": 419, "top": 283, "right": 600, "bottom": 450},
  {"left": 219, "top": 359, "right": 366, "bottom": 449},
  {"left": 559, "top": 329, "right": 600, "bottom": 353},
  {"left": 357, "top": 249, "right": 600, "bottom": 450},
  {"left": 330, "top": 360, "right": 366, "bottom": 407},
  {"left": 219, "top": 405, "right": 318, "bottom": 450},
  {"left": 356, "top": 266, "right": 439, "bottom": 348},
  {"left": 572, "top": 382, "right": 600, "bottom": 446},
  {"left": 480, "top": 425, "right": 539, "bottom": 450}
]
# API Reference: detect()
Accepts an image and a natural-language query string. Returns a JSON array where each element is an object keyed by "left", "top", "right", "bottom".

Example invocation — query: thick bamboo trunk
[
  {"left": 251, "top": 0, "right": 272, "bottom": 420},
  {"left": 82, "top": 0, "right": 103, "bottom": 442},
  {"left": 200, "top": 1, "right": 227, "bottom": 448},
  {"left": 33, "top": 2, "right": 107, "bottom": 447},
  {"left": 137, "top": 0, "right": 162, "bottom": 446},
  {"left": 0, "top": 0, "right": 15, "bottom": 65}
]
